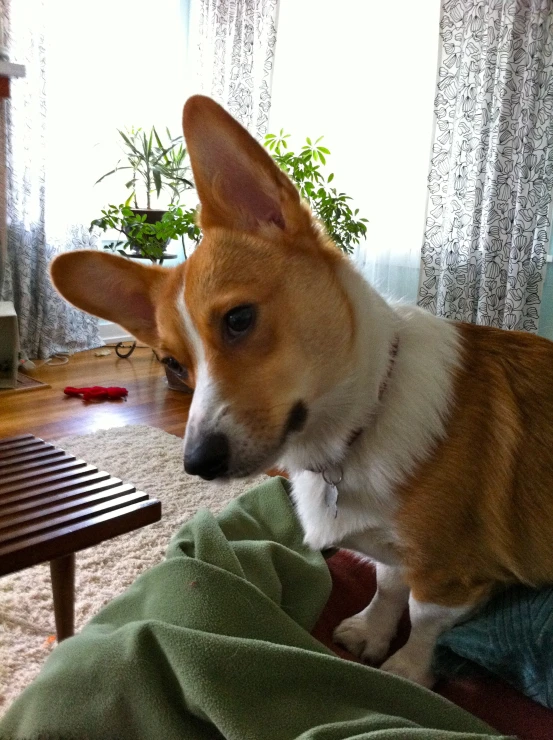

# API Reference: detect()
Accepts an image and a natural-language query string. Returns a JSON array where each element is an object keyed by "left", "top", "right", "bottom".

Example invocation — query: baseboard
[{"left": 98, "top": 321, "right": 133, "bottom": 344}]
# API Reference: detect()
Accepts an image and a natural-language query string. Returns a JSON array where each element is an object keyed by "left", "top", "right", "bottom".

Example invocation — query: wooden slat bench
[{"left": 0, "top": 433, "right": 161, "bottom": 641}]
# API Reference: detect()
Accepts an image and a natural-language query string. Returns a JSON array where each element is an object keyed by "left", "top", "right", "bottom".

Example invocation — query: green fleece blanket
[{"left": 1, "top": 477, "right": 511, "bottom": 740}]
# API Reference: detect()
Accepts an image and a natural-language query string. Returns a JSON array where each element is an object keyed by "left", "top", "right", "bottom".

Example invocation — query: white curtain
[
  {"left": 0, "top": 0, "right": 189, "bottom": 359},
  {"left": 188, "top": 0, "right": 279, "bottom": 138},
  {"left": 0, "top": 0, "right": 101, "bottom": 360},
  {"left": 418, "top": 0, "right": 553, "bottom": 332}
]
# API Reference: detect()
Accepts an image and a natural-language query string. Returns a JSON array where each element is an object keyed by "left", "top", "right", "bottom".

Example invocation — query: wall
[{"left": 269, "top": 0, "right": 442, "bottom": 301}]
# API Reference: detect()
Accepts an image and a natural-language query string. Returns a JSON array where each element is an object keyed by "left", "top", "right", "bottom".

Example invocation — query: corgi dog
[{"left": 51, "top": 95, "right": 553, "bottom": 688}]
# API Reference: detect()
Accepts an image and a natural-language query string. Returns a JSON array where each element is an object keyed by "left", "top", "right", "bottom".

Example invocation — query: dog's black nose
[{"left": 184, "top": 433, "right": 230, "bottom": 480}]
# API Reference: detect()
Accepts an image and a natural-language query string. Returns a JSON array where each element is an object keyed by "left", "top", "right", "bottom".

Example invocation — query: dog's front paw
[
  {"left": 333, "top": 613, "right": 390, "bottom": 664},
  {"left": 380, "top": 648, "right": 434, "bottom": 688}
]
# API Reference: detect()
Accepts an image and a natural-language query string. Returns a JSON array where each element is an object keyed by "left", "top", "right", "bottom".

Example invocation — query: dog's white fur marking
[
  {"left": 285, "top": 259, "right": 461, "bottom": 557},
  {"left": 177, "top": 286, "right": 234, "bottom": 470},
  {"left": 334, "top": 562, "right": 409, "bottom": 663},
  {"left": 333, "top": 563, "right": 473, "bottom": 687},
  {"left": 177, "top": 290, "right": 217, "bottom": 442},
  {"left": 380, "top": 598, "right": 472, "bottom": 687}
]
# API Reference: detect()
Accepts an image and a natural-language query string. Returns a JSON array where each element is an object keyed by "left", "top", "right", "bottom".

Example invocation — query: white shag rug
[{"left": 0, "top": 424, "right": 267, "bottom": 716}]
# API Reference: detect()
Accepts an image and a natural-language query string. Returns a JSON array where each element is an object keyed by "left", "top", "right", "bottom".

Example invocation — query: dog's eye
[
  {"left": 161, "top": 356, "right": 187, "bottom": 377},
  {"left": 224, "top": 305, "right": 255, "bottom": 339}
]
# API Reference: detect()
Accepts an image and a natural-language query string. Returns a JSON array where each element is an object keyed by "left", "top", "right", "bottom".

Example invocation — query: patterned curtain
[
  {"left": 418, "top": 0, "right": 553, "bottom": 332},
  {"left": 0, "top": 0, "right": 101, "bottom": 359},
  {"left": 188, "top": 0, "right": 279, "bottom": 138}
]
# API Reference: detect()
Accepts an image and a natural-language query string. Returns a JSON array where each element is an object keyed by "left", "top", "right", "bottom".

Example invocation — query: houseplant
[
  {"left": 91, "top": 126, "right": 200, "bottom": 261},
  {"left": 93, "top": 125, "right": 367, "bottom": 260},
  {"left": 264, "top": 131, "right": 368, "bottom": 254},
  {"left": 96, "top": 126, "right": 195, "bottom": 209},
  {"left": 91, "top": 200, "right": 200, "bottom": 263}
]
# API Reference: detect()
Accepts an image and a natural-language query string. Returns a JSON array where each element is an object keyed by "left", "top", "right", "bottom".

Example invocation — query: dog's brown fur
[{"left": 396, "top": 322, "right": 553, "bottom": 606}]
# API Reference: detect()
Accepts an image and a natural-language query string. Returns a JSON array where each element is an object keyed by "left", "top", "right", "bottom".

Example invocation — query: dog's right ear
[
  {"left": 183, "top": 95, "right": 313, "bottom": 240},
  {"left": 50, "top": 251, "right": 165, "bottom": 347}
]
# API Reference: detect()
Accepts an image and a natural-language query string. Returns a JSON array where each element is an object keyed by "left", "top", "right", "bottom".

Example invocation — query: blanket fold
[{"left": 0, "top": 477, "right": 511, "bottom": 740}]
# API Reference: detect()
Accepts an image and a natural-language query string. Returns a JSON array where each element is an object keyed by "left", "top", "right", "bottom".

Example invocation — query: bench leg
[{"left": 50, "top": 553, "right": 75, "bottom": 641}]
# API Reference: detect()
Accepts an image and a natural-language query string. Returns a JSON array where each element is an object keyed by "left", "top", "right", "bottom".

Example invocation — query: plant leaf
[{"left": 153, "top": 169, "right": 162, "bottom": 197}]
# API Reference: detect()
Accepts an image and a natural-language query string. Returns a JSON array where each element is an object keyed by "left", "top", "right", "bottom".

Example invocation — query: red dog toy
[{"left": 64, "top": 386, "right": 128, "bottom": 402}]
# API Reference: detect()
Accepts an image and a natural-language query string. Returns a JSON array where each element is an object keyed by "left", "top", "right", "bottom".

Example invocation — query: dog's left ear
[{"left": 182, "top": 95, "right": 313, "bottom": 239}]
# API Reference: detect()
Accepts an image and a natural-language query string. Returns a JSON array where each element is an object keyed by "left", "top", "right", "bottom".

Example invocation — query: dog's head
[{"left": 52, "top": 96, "right": 356, "bottom": 479}]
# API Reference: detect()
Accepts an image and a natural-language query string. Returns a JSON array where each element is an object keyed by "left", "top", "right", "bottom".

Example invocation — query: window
[{"left": 43, "top": 0, "right": 191, "bottom": 238}]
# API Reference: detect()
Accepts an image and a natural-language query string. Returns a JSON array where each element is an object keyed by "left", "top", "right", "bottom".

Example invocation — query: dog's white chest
[{"left": 290, "top": 470, "right": 401, "bottom": 564}]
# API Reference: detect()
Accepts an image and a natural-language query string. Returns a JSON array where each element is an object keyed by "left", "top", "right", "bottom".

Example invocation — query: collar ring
[{"left": 322, "top": 467, "right": 343, "bottom": 487}]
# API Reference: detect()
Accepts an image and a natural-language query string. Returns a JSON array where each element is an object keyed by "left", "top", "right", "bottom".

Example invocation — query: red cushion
[{"left": 311, "top": 550, "right": 553, "bottom": 739}]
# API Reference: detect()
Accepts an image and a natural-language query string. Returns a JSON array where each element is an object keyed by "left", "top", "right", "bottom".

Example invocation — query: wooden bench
[{"left": 0, "top": 433, "right": 161, "bottom": 641}]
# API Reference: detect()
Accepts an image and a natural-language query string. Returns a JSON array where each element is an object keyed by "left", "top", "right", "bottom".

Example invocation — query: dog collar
[
  {"left": 377, "top": 336, "right": 399, "bottom": 400},
  {"left": 311, "top": 336, "right": 400, "bottom": 517}
]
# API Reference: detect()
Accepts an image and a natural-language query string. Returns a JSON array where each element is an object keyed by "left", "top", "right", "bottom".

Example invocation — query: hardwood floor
[{"left": 0, "top": 347, "right": 193, "bottom": 442}]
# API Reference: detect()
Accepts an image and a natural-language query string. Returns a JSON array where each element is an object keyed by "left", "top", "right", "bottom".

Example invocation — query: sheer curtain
[
  {"left": 0, "top": 0, "right": 189, "bottom": 359},
  {"left": 418, "top": 0, "right": 553, "bottom": 332},
  {"left": 269, "top": 0, "right": 441, "bottom": 302},
  {"left": 0, "top": 0, "right": 101, "bottom": 360},
  {"left": 188, "top": 0, "right": 279, "bottom": 138}
]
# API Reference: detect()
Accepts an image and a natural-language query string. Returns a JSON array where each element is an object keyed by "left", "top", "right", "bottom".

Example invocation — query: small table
[{"left": 0, "top": 434, "right": 161, "bottom": 641}]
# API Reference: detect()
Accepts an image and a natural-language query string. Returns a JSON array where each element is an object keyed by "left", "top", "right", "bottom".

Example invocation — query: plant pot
[
  {"left": 130, "top": 208, "right": 167, "bottom": 224},
  {"left": 128, "top": 253, "right": 177, "bottom": 266},
  {"left": 164, "top": 365, "right": 193, "bottom": 394},
  {"left": 124, "top": 209, "right": 171, "bottom": 258}
]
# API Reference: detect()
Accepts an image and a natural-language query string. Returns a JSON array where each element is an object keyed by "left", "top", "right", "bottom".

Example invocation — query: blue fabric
[{"left": 435, "top": 585, "right": 553, "bottom": 710}]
